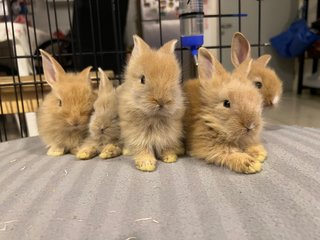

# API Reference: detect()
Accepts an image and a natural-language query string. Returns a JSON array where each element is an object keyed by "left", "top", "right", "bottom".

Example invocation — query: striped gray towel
[{"left": 0, "top": 124, "right": 319, "bottom": 240}]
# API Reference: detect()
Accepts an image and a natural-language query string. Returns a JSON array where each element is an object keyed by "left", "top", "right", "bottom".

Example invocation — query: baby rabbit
[
  {"left": 231, "top": 32, "right": 283, "bottom": 107},
  {"left": 37, "top": 50, "right": 97, "bottom": 156},
  {"left": 184, "top": 47, "right": 267, "bottom": 174},
  {"left": 118, "top": 35, "right": 185, "bottom": 172},
  {"left": 76, "top": 68, "right": 122, "bottom": 160}
]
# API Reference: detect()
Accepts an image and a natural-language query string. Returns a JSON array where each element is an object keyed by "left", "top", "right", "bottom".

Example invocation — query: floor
[
  {"left": 1, "top": 93, "right": 320, "bottom": 239},
  {"left": 1, "top": 91, "right": 320, "bottom": 142},
  {"left": 264, "top": 92, "right": 320, "bottom": 128},
  {"left": 1, "top": 127, "right": 319, "bottom": 240}
]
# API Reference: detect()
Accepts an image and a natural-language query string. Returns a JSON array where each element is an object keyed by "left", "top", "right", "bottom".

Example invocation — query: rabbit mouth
[
  {"left": 151, "top": 107, "right": 172, "bottom": 117},
  {"left": 140, "top": 104, "right": 170, "bottom": 117},
  {"left": 69, "top": 126, "right": 81, "bottom": 131},
  {"left": 244, "top": 129, "right": 255, "bottom": 136},
  {"left": 241, "top": 124, "right": 259, "bottom": 137}
]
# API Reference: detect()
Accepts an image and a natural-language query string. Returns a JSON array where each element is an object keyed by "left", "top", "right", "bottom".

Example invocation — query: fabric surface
[{"left": 0, "top": 124, "right": 319, "bottom": 240}]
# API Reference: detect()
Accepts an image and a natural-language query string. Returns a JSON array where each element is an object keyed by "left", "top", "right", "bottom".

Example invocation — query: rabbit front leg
[
  {"left": 161, "top": 148, "right": 179, "bottom": 163},
  {"left": 176, "top": 142, "right": 186, "bottom": 156},
  {"left": 245, "top": 144, "right": 268, "bottom": 162},
  {"left": 76, "top": 144, "right": 99, "bottom": 160},
  {"left": 206, "top": 146, "right": 262, "bottom": 174},
  {"left": 161, "top": 141, "right": 185, "bottom": 163},
  {"left": 134, "top": 149, "right": 157, "bottom": 172},
  {"left": 47, "top": 145, "right": 65, "bottom": 157},
  {"left": 99, "top": 143, "right": 122, "bottom": 159},
  {"left": 122, "top": 146, "right": 131, "bottom": 156}
]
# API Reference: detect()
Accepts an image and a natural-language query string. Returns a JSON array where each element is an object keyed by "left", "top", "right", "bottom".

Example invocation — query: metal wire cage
[{"left": 0, "top": 0, "right": 268, "bottom": 142}]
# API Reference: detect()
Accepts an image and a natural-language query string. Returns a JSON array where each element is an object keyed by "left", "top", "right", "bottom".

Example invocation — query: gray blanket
[{"left": 0, "top": 124, "right": 319, "bottom": 240}]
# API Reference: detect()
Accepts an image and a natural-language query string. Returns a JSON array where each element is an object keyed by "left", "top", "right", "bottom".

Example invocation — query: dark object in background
[
  {"left": 311, "top": 18, "right": 320, "bottom": 32},
  {"left": 72, "top": 0, "right": 128, "bottom": 75},
  {"left": 271, "top": 19, "right": 320, "bottom": 58}
]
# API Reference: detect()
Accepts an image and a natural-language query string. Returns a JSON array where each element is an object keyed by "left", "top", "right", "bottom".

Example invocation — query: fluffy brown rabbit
[
  {"left": 231, "top": 32, "right": 283, "bottom": 107},
  {"left": 76, "top": 68, "right": 122, "bottom": 160},
  {"left": 37, "top": 50, "right": 97, "bottom": 156},
  {"left": 118, "top": 35, "right": 185, "bottom": 172},
  {"left": 184, "top": 47, "right": 267, "bottom": 174}
]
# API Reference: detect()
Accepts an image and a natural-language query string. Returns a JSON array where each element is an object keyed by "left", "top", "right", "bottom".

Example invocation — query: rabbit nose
[
  {"left": 100, "top": 127, "right": 105, "bottom": 133},
  {"left": 245, "top": 123, "right": 255, "bottom": 132},
  {"left": 154, "top": 99, "right": 164, "bottom": 108},
  {"left": 157, "top": 99, "right": 166, "bottom": 108}
]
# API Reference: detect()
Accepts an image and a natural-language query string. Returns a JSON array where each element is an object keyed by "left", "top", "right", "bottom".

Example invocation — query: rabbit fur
[
  {"left": 37, "top": 49, "right": 97, "bottom": 156},
  {"left": 118, "top": 35, "right": 185, "bottom": 172},
  {"left": 76, "top": 68, "right": 122, "bottom": 160},
  {"left": 231, "top": 32, "right": 283, "bottom": 107},
  {"left": 183, "top": 47, "right": 267, "bottom": 174}
]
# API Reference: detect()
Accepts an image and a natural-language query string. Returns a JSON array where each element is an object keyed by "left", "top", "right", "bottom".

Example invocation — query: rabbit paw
[
  {"left": 47, "top": 146, "right": 65, "bottom": 157},
  {"left": 246, "top": 161, "right": 262, "bottom": 174},
  {"left": 228, "top": 153, "right": 262, "bottom": 174},
  {"left": 122, "top": 147, "right": 131, "bottom": 156},
  {"left": 76, "top": 146, "right": 98, "bottom": 160},
  {"left": 135, "top": 157, "right": 157, "bottom": 172},
  {"left": 246, "top": 144, "right": 268, "bottom": 162},
  {"left": 99, "top": 144, "right": 122, "bottom": 159},
  {"left": 162, "top": 152, "right": 178, "bottom": 163}
]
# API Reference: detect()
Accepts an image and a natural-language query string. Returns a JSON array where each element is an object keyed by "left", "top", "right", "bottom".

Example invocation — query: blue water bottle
[{"left": 179, "top": 0, "right": 204, "bottom": 66}]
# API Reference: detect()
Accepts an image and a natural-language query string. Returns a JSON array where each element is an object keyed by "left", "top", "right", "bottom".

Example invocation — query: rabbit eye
[
  {"left": 223, "top": 100, "right": 231, "bottom": 108},
  {"left": 140, "top": 75, "right": 145, "bottom": 84},
  {"left": 255, "top": 81, "right": 263, "bottom": 89},
  {"left": 58, "top": 99, "right": 62, "bottom": 107}
]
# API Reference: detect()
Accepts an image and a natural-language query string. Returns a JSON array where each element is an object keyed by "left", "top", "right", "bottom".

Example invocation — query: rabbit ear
[
  {"left": 159, "top": 39, "right": 177, "bottom": 54},
  {"left": 131, "top": 35, "right": 150, "bottom": 58},
  {"left": 231, "top": 32, "right": 251, "bottom": 67},
  {"left": 79, "top": 66, "right": 93, "bottom": 85},
  {"left": 255, "top": 54, "right": 271, "bottom": 67},
  {"left": 198, "top": 47, "right": 227, "bottom": 80},
  {"left": 98, "top": 67, "right": 113, "bottom": 92},
  {"left": 233, "top": 58, "right": 253, "bottom": 79},
  {"left": 40, "top": 49, "right": 65, "bottom": 87}
]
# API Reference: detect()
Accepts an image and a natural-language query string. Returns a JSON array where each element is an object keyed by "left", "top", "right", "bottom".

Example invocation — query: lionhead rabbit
[
  {"left": 76, "top": 68, "right": 122, "bottom": 160},
  {"left": 37, "top": 49, "right": 97, "bottom": 156},
  {"left": 231, "top": 32, "right": 283, "bottom": 107},
  {"left": 118, "top": 35, "right": 185, "bottom": 172},
  {"left": 184, "top": 47, "right": 267, "bottom": 174}
]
